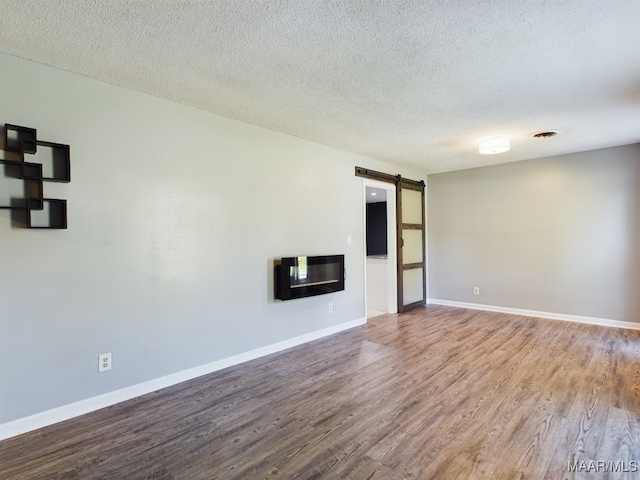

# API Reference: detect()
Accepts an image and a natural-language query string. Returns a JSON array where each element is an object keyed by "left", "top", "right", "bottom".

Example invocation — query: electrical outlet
[
  {"left": 328, "top": 303, "right": 334, "bottom": 314},
  {"left": 99, "top": 353, "right": 112, "bottom": 372},
  {"left": 473, "top": 287, "right": 480, "bottom": 295}
]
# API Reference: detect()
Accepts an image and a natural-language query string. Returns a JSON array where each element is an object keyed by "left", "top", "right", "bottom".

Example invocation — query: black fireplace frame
[{"left": 275, "top": 254, "right": 345, "bottom": 301}]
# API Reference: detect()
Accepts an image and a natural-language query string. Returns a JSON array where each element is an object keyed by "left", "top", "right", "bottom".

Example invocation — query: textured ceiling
[{"left": 0, "top": 0, "right": 639, "bottom": 174}]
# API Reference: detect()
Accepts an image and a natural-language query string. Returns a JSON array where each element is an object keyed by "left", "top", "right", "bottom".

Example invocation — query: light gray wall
[
  {"left": 0, "top": 53, "right": 426, "bottom": 424},
  {"left": 428, "top": 144, "right": 640, "bottom": 323}
]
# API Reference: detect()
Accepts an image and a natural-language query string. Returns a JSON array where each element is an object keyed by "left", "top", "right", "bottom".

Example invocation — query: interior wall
[
  {"left": 366, "top": 258, "right": 387, "bottom": 316},
  {"left": 428, "top": 144, "right": 640, "bottom": 323},
  {"left": 0, "top": 52, "right": 427, "bottom": 424}
]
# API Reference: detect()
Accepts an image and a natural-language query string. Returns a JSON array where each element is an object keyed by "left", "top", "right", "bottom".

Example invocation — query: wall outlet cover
[{"left": 99, "top": 353, "right": 112, "bottom": 372}]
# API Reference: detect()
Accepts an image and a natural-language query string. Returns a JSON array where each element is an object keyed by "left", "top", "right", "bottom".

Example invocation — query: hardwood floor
[{"left": 1, "top": 305, "right": 639, "bottom": 479}]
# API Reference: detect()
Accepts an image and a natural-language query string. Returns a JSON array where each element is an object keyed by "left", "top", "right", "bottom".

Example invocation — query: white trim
[
  {"left": 0, "top": 317, "right": 366, "bottom": 441},
  {"left": 428, "top": 299, "right": 640, "bottom": 331}
]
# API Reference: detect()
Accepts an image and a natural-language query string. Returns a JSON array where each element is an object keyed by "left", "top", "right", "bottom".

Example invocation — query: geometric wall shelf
[
  {"left": 4, "top": 124, "right": 37, "bottom": 154},
  {"left": 1, "top": 123, "right": 70, "bottom": 229},
  {"left": 21, "top": 161, "right": 43, "bottom": 180},
  {"left": 35, "top": 141, "right": 71, "bottom": 182},
  {"left": 25, "top": 178, "right": 44, "bottom": 211},
  {"left": 26, "top": 198, "right": 67, "bottom": 229}
]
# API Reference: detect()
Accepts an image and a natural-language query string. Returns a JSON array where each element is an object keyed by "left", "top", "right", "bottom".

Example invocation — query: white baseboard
[
  {"left": 428, "top": 299, "right": 640, "bottom": 331},
  {"left": 0, "top": 317, "right": 366, "bottom": 441}
]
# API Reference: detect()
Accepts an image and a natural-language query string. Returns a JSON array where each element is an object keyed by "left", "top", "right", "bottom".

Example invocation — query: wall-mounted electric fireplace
[{"left": 275, "top": 255, "right": 345, "bottom": 300}]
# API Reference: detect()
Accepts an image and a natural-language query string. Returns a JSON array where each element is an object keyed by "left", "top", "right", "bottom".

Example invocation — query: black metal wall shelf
[
  {"left": 26, "top": 198, "right": 67, "bottom": 229},
  {"left": 1, "top": 124, "right": 70, "bottom": 229},
  {"left": 35, "top": 141, "right": 71, "bottom": 182},
  {"left": 5, "top": 124, "right": 37, "bottom": 154}
]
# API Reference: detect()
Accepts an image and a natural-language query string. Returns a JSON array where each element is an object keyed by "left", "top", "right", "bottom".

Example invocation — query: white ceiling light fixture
[{"left": 479, "top": 136, "right": 510, "bottom": 154}]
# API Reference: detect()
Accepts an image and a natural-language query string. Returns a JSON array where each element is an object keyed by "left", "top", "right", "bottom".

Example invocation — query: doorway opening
[
  {"left": 363, "top": 179, "right": 397, "bottom": 319},
  {"left": 357, "top": 166, "right": 427, "bottom": 314}
]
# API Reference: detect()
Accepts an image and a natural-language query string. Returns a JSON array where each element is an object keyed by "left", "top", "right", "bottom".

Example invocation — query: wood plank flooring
[{"left": 1, "top": 305, "right": 639, "bottom": 479}]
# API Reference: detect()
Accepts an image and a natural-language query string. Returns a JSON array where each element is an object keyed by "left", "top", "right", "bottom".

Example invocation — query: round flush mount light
[
  {"left": 479, "top": 136, "right": 510, "bottom": 154},
  {"left": 532, "top": 131, "right": 558, "bottom": 138}
]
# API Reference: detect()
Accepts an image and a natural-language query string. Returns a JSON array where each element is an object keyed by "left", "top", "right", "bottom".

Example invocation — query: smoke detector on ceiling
[{"left": 532, "top": 131, "right": 558, "bottom": 138}]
